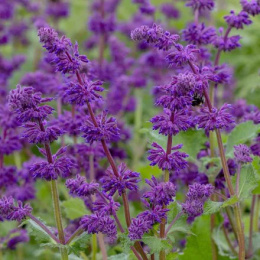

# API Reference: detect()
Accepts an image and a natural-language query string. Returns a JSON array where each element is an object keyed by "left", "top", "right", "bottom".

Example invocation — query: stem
[
  {"left": 28, "top": 214, "right": 59, "bottom": 244},
  {"left": 89, "top": 155, "right": 95, "bottom": 182},
  {"left": 222, "top": 225, "right": 237, "bottom": 256},
  {"left": 92, "top": 234, "right": 97, "bottom": 260},
  {"left": 165, "top": 212, "right": 183, "bottom": 235},
  {"left": 97, "top": 233, "right": 107, "bottom": 260},
  {"left": 210, "top": 194, "right": 218, "bottom": 260},
  {"left": 255, "top": 195, "right": 260, "bottom": 232},
  {"left": 65, "top": 227, "right": 83, "bottom": 245},
  {"left": 37, "top": 119, "right": 68, "bottom": 260},
  {"left": 236, "top": 164, "right": 241, "bottom": 196},
  {"left": 98, "top": 0, "right": 105, "bottom": 66},
  {"left": 247, "top": 195, "right": 256, "bottom": 258}
]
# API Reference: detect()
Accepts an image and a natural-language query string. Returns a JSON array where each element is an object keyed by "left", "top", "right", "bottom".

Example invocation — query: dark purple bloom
[
  {"left": 182, "top": 199, "right": 204, "bottom": 218},
  {"left": 22, "top": 122, "right": 64, "bottom": 144},
  {"left": 161, "top": 3, "right": 180, "bottom": 19},
  {"left": 197, "top": 104, "right": 235, "bottom": 131},
  {"left": 213, "top": 35, "right": 241, "bottom": 52},
  {"left": 241, "top": 0, "right": 260, "bottom": 16},
  {"left": 6, "top": 229, "right": 29, "bottom": 250},
  {"left": 0, "top": 166, "right": 17, "bottom": 189},
  {"left": 30, "top": 154, "right": 75, "bottom": 181},
  {"left": 148, "top": 143, "right": 188, "bottom": 171},
  {"left": 66, "top": 175, "right": 99, "bottom": 197},
  {"left": 0, "top": 131, "right": 22, "bottom": 155},
  {"left": 225, "top": 10, "right": 252, "bottom": 29},
  {"left": 234, "top": 144, "right": 253, "bottom": 163},
  {"left": 166, "top": 44, "right": 200, "bottom": 67},
  {"left": 182, "top": 23, "right": 216, "bottom": 45},
  {"left": 131, "top": 24, "right": 179, "bottom": 51},
  {"left": 88, "top": 13, "right": 116, "bottom": 34},
  {"left": 251, "top": 136, "right": 260, "bottom": 156},
  {"left": 64, "top": 79, "right": 104, "bottom": 105},
  {"left": 6, "top": 183, "right": 35, "bottom": 202},
  {"left": 151, "top": 109, "right": 192, "bottom": 136},
  {"left": 45, "top": 1, "right": 70, "bottom": 19},
  {"left": 101, "top": 163, "right": 140, "bottom": 196},
  {"left": 128, "top": 216, "right": 152, "bottom": 240},
  {"left": 93, "top": 195, "right": 120, "bottom": 215},
  {"left": 138, "top": 205, "right": 169, "bottom": 223},
  {"left": 81, "top": 112, "right": 120, "bottom": 143},
  {"left": 143, "top": 176, "right": 176, "bottom": 205},
  {"left": 80, "top": 213, "right": 117, "bottom": 242},
  {"left": 186, "top": 0, "right": 215, "bottom": 11}
]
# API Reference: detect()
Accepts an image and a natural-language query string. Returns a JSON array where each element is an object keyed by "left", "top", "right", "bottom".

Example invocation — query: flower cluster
[{"left": 234, "top": 144, "right": 253, "bottom": 163}]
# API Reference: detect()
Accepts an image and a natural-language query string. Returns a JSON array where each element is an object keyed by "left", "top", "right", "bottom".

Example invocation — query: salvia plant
[{"left": 0, "top": 0, "right": 260, "bottom": 259}]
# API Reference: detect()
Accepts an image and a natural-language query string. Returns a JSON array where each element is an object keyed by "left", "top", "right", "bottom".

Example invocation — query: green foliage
[
  {"left": 149, "top": 129, "right": 207, "bottom": 161},
  {"left": 62, "top": 198, "right": 90, "bottom": 220},
  {"left": 24, "top": 219, "right": 52, "bottom": 244},
  {"left": 252, "top": 156, "right": 260, "bottom": 194},
  {"left": 68, "top": 233, "right": 91, "bottom": 256},
  {"left": 226, "top": 121, "right": 260, "bottom": 154},
  {"left": 118, "top": 233, "right": 135, "bottom": 254},
  {"left": 141, "top": 235, "right": 172, "bottom": 254},
  {"left": 108, "top": 253, "right": 130, "bottom": 260},
  {"left": 179, "top": 215, "right": 213, "bottom": 260},
  {"left": 234, "top": 164, "right": 259, "bottom": 200},
  {"left": 203, "top": 196, "right": 239, "bottom": 215}
]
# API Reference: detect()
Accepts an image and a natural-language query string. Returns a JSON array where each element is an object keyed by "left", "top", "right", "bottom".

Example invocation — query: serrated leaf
[
  {"left": 167, "top": 202, "right": 182, "bottom": 223},
  {"left": 62, "top": 198, "right": 90, "bottom": 220},
  {"left": 68, "top": 232, "right": 91, "bottom": 256},
  {"left": 24, "top": 219, "right": 52, "bottom": 243},
  {"left": 179, "top": 215, "right": 213, "bottom": 260},
  {"left": 203, "top": 196, "right": 239, "bottom": 215},
  {"left": 118, "top": 233, "right": 134, "bottom": 253},
  {"left": 235, "top": 164, "right": 258, "bottom": 200},
  {"left": 40, "top": 243, "right": 69, "bottom": 250},
  {"left": 226, "top": 121, "right": 260, "bottom": 154},
  {"left": 141, "top": 235, "right": 172, "bottom": 254},
  {"left": 168, "top": 215, "right": 193, "bottom": 235}
]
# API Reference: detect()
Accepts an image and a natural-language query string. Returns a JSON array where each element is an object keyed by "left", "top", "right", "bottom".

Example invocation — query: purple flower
[
  {"left": 81, "top": 112, "right": 120, "bottom": 143},
  {"left": 148, "top": 143, "right": 188, "bottom": 171},
  {"left": 0, "top": 166, "right": 17, "bottom": 189},
  {"left": 0, "top": 197, "right": 32, "bottom": 222},
  {"left": 224, "top": 10, "right": 252, "bottom": 29},
  {"left": 101, "top": 163, "right": 140, "bottom": 196},
  {"left": 234, "top": 144, "right": 253, "bottom": 163},
  {"left": 139, "top": 205, "right": 168, "bottom": 224},
  {"left": 151, "top": 109, "right": 192, "bottom": 136},
  {"left": 22, "top": 122, "right": 65, "bottom": 144},
  {"left": 93, "top": 195, "right": 120, "bottom": 215},
  {"left": 64, "top": 79, "right": 104, "bottom": 105},
  {"left": 6, "top": 229, "right": 29, "bottom": 250},
  {"left": 251, "top": 136, "right": 260, "bottom": 156},
  {"left": 66, "top": 175, "right": 99, "bottom": 197},
  {"left": 30, "top": 153, "right": 75, "bottom": 181},
  {"left": 131, "top": 24, "right": 179, "bottom": 51},
  {"left": 6, "top": 183, "right": 35, "bottom": 202},
  {"left": 166, "top": 44, "right": 200, "bottom": 67},
  {"left": 186, "top": 0, "right": 215, "bottom": 11},
  {"left": 0, "top": 131, "right": 22, "bottom": 155},
  {"left": 45, "top": 1, "right": 70, "bottom": 19},
  {"left": 182, "top": 183, "right": 214, "bottom": 218},
  {"left": 182, "top": 23, "right": 216, "bottom": 45},
  {"left": 160, "top": 3, "right": 180, "bottom": 19},
  {"left": 80, "top": 213, "right": 117, "bottom": 242},
  {"left": 143, "top": 176, "right": 176, "bottom": 205},
  {"left": 240, "top": 0, "right": 260, "bottom": 16},
  {"left": 88, "top": 13, "right": 116, "bottom": 34},
  {"left": 128, "top": 217, "right": 152, "bottom": 240},
  {"left": 213, "top": 35, "right": 241, "bottom": 52},
  {"left": 197, "top": 104, "right": 235, "bottom": 131}
]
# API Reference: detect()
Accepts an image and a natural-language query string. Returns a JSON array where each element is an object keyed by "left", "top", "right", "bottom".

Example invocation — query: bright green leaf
[
  {"left": 252, "top": 156, "right": 260, "bottom": 194},
  {"left": 108, "top": 253, "right": 130, "bottom": 260},
  {"left": 62, "top": 198, "right": 90, "bottom": 220},
  {"left": 179, "top": 215, "right": 213, "bottom": 260},
  {"left": 68, "top": 232, "right": 91, "bottom": 256},
  {"left": 118, "top": 233, "right": 134, "bottom": 254},
  {"left": 141, "top": 235, "right": 172, "bottom": 254}
]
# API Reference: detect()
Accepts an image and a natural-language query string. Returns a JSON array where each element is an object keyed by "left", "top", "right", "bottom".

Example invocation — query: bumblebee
[{"left": 192, "top": 93, "right": 204, "bottom": 107}]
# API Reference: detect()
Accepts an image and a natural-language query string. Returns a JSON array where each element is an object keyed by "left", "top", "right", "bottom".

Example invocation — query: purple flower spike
[
  {"left": 93, "top": 195, "right": 120, "bottom": 215},
  {"left": 166, "top": 44, "right": 200, "bottom": 67},
  {"left": 234, "top": 144, "right": 253, "bottom": 163},
  {"left": 66, "top": 175, "right": 99, "bottom": 197},
  {"left": 143, "top": 176, "right": 176, "bottom": 205},
  {"left": 197, "top": 104, "right": 235, "bottom": 131},
  {"left": 225, "top": 10, "right": 252, "bottom": 29},
  {"left": 186, "top": 0, "right": 215, "bottom": 11},
  {"left": 81, "top": 111, "right": 120, "bottom": 143},
  {"left": 128, "top": 217, "right": 151, "bottom": 240},
  {"left": 213, "top": 35, "right": 241, "bottom": 52},
  {"left": 80, "top": 213, "right": 117, "bottom": 242},
  {"left": 148, "top": 142, "right": 188, "bottom": 171},
  {"left": 64, "top": 80, "right": 104, "bottom": 105},
  {"left": 240, "top": 0, "right": 260, "bottom": 16},
  {"left": 101, "top": 163, "right": 140, "bottom": 196}
]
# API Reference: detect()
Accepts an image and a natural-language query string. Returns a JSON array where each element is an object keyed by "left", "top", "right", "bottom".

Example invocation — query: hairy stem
[
  {"left": 222, "top": 225, "right": 237, "bottom": 256},
  {"left": 66, "top": 227, "right": 83, "bottom": 244},
  {"left": 165, "top": 212, "right": 183, "bottom": 235},
  {"left": 247, "top": 195, "right": 256, "bottom": 258},
  {"left": 97, "top": 233, "right": 107, "bottom": 260},
  {"left": 92, "top": 234, "right": 97, "bottom": 260}
]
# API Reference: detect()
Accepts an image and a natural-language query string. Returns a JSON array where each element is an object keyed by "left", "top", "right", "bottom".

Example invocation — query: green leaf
[
  {"left": 108, "top": 253, "right": 130, "bottom": 260},
  {"left": 62, "top": 198, "right": 90, "bottom": 220},
  {"left": 68, "top": 232, "right": 91, "bottom": 256},
  {"left": 24, "top": 219, "right": 52, "bottom": 243},
  {"left": 118, "top": 233, "right": 134, "bottom": 254},
  {"left": 203, "top": 196, "right": 239, "bottom": 215},
  {"left": 168, "top": 215, "right": 193, "bottom": 235},
  {"left": 141, "top": 235, "right": 172, "bottom": 254},
  {"left": 179, "top": 215, "right": 213, "bottom": 260},
  {"left": 226, "top": 121, "right": 260, "bottom": 154},
  {"left": 167, "top": 202, "right": 182, "bottom": 223},
  {"left": 166, "top": 252, "right": 179, "bottom": 260},
  {"left": 252, "top": 156, "right": 260, "bottom": 194},
  {"left": 235, "top": 164, "right": 258, "bottom": 200},
  {"left": 149, "top": 129, "right": 207, "bottom": 161}
]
